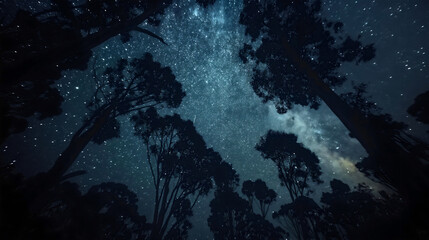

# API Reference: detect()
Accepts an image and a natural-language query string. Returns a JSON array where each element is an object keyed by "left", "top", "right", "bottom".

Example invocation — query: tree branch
[{"left": 133, "top": 27, "right": 168, "bottom": 45}]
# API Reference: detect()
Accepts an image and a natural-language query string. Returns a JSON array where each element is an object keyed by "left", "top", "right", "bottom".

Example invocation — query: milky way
[{"left": 2, "top": 0, "right": 429, "bottom": 238}]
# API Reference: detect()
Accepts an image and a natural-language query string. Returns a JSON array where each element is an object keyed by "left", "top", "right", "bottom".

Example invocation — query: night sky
[{"left": 2, "top": 0, "right": 429, "bottom": 238}]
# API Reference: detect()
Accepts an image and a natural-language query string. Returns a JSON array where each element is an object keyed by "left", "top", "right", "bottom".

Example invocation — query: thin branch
[
  {"left": 146, "top": 144, "right": 157, "bottom": 187},
  {"left": 133, "top": 27, "right": 168, "bottom": 45},
  {"left": 60, "top": 170, "right": 87, "bottom": 181}
]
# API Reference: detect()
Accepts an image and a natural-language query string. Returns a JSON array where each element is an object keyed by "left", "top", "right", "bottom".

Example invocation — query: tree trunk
[
  {"left": 282, "top": 40, "right": 429, "bottom": 236},
  {"left": 3, "top": 0, "right": 163, "bottom": 83},
  {"left": 44, "top": 104, "right": 114, "bottom": 185},
  {"left": 281, "top": 40, "right": 379, "bottom": 156}
]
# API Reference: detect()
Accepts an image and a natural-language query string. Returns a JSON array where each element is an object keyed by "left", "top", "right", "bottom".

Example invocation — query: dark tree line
[
  {"left": 26, "top": 53, "right": 185, "bottom": 192},
  {"left": 0, "top": 0, "right": 170, "bottom": 143},
  {"left": 0, "top": 0, "right": 218, "bottom": 193},
  {"left": 1, "top": 106, "right": 237, "bottom": 240},
  {"left": 0, "top": 0, "right": 217, "bottom": 143},
  {"left": 239, "top": 0, "right": 429, "bottom": 237},
  {"left": 132, "top": 107, "right": 230, "bottom": 239},
  {"left": 208, "top": 178, "right": 284, "bottom": 240},
  {"left": 256, "top": 130, "right": 328, "bottom": 240},
  {"left": 2, "top": 0, "right": 429, "bottom": 239}
]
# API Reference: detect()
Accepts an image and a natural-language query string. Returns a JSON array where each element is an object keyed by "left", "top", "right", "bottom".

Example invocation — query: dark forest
[{"left": 1, "top": 0, "right": 429, "bottom": 239}]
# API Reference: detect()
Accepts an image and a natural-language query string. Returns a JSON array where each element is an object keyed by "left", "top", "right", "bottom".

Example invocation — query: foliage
[
  {"left": 273, "top": 196, "right": 336, "bottom": 240},
  {"left": 132, "top": 108, "right": 229, "bottom": 239},
  {"left": 256, "top": 130, "right": 322, "bottom": 201},
  {"left": 208, "top": 187, "right": 284, "bottom": 240},
  {"left": 239, "top": 0, "right": 375, "bottom": 114},
  {"left": 241, "top": 179, "right": 277, "bottom": 218},
  {"left": 408, "top": 90, "right": 429, "bottom": 125},
  {"left": 321, "top": 179, "right": 406, "bottom": 239},
  {"left": 0, "top": 0, "right": 174, "bottom": 142},
  {"left": 339, "top": 82, "right": 380, "bottom": 118},
  {"left": 88, "top": 53, "right": 185, "bottom": 144}
]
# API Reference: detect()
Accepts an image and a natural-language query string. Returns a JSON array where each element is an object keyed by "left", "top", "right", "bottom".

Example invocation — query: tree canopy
[
  {"left": 132, "top": 107, "right": 232, "bottom": 239},
  {"left": 256, "top": 130, "right": 322, "bottom": 201},
  {"left": 239, "top": 0, "right": 375, "bottom": 113}
]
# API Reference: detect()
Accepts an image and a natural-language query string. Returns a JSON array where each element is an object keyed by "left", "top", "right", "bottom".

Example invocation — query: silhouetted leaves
[
  {"left": 242, "top": 179, "right": 277, "bottom": 218},
  {"left": 132, "top": 108, "right": 230, "bottom": 239},
  {"left": 208, "top": 188, "right": 283, "bottom": 240},
  {"left": 408, "top": 90, "right": 429, "bottom": 125},
  {"left": 0, "top": 0, "right": 175, "bottom": 142},
  {"left": 239, "top": 0, "right": 375, "bottom": 114},
  {"left": 256, "top": 130, "right": 322, "bottom": 201},
  {"left": 43, "top": 53, "right": 185, "bottom": 185},
  {"left": 340, "top": 82, "right": 380, "bottom": 118},
  {"left": 321, "top": 179, "right": 406, "bottom": 239},
  {"left": 273, "top": 196, "right": 330, "bottom": 240}
]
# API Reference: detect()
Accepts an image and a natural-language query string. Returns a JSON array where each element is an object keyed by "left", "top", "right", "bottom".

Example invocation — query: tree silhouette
[
  {"left": 132, "top": 107, "right": 228, "bottom": 239},
  {"left": 34, "top": 53, "right": 185, "bottom": 188},
  {"left": 321, "top": 179, "right": 407, "bottom": 239},
  {"left": 321, "top": 179, "right": 374, "bottom": 239},
  {"left": 238, "top": 0, "right": 387, "bottom": 169},
  {"left": 238, "top": 0, "right": 380, "bottom": 181},
  {"left": 84, "top": 182, "right": 151, "bottom": 240},
  {"left": 206, "top": 159, "right": 283, "bottom": 240},
  {"left": 408, "top": 90, "right": 429, "bottom": 125},
  {"left": 339, "top": 82, "right": 380, "bottom": 118},
  {"left": 0, "top": 0, "right": 217, "bottom": 143},
  {"left": 208, "top": 187, "right": 284, "bottom": 240},
  {"left": 1, "top": 0, "right": 172, "bottom": 82},
  {"left": 255, "top": 130, "right": 322, "bottom": 202},
  {"left": 273, "top": 196, "right": 336, "bottom": 240},
  {"left": 1, "top": 175, "right": 150, "bottom": 240},
  {"left": 341, "top": 83, "right": 429, "bottom": 189},
  {"left": 0, "top": 1, "right": 171, "bottom": 143},
  {"left": 240, "top": 2, "right": 429, "bottom": 234},
  {"left": 241, "top": 179, "right": 277, "bottom": 219},
  {"left": 255, "top": 130, "right": 332, "bottom": 239},
  {"left": 340, "top": 83, "right": 429, "bottom": 237},
  {"left": 239, "top": 0, "right": 374, "bottom": 111}
]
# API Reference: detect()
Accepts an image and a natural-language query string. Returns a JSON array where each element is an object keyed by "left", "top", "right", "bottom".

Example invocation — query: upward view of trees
[
  {"left": 256, "top": 130, "right": 330, "bottom": 240},
  {"left": 239, "top": 0, "right": 429, "bottom": 236},
  {"left": 321, "top": 179, "right": 405, "bottom": 239},
  {"left": 239, "top": 0, "right": 377, "bottom": 158},
  {"left": 132, "top": 108, "right": 228, "bottom": 239},
  {"left": 256, "top": 130, "right": 322, "bottom": 201},
  {"left": 0, "top": 0, "right": 173, "bottom": 143},
  {"left": 0, "top": 0, "right": 217, "bottom": 143},
  {"left": 241, "top": 179, "right": 277, "bottom": 219},
  {"left": 36, "top": 53, "right": 186, "bottom": 188},
  {"left": 1, "top": 0, "right": 429, "bottom": 239}
]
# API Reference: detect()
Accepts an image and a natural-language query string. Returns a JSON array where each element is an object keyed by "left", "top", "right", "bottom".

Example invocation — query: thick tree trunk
[
  {"left": 281, "top": 41, "right": 379, "bottom": 156},
  {"left": 3, "top": 0, "right": 163, "bottom": 83},
  {"left": 44, "top": 105, "right": 114, "bottom": 185},
  {"left": 282, "top": 40, "right": 429, "bottom": 235}
]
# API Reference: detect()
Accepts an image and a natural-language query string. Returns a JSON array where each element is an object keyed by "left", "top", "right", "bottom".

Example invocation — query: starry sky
[{"left": 2, "top": 0, "right": 429, "bottom": 238}]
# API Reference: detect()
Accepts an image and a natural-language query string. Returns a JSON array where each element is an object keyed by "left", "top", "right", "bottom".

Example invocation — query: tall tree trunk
[
  {"left": 281, "top": 40, "right": 429, "bottom": 185},
  {"left": 281, "top": 40, "right": 379, "bottom": 156},
  {"left": 44, "top": 104, "right": 114, "bottom": 185},
  {"left": 282, "top": 40, "right": 429, "bottom": 236},
  {"left": 3, "top": 0, "right": 163, "bottom": 83}
]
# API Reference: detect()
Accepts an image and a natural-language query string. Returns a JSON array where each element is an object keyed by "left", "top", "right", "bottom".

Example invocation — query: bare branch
[{"left": 133, "top": 26, "right": 168, "bottom": 45}]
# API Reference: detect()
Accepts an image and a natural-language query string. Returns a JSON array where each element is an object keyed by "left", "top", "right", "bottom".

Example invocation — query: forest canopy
[{"left": 1, "top": 0, "right": 428, "bottom": 239}]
